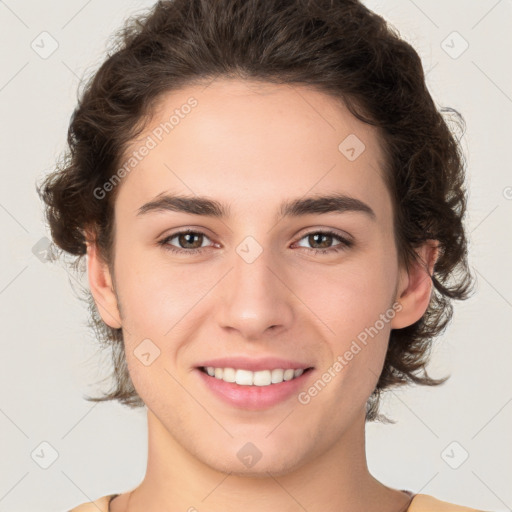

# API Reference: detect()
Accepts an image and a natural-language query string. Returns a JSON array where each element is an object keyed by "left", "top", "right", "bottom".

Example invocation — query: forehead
[{"left": 115, "top": 78, "right": 390, "bottom": 222}]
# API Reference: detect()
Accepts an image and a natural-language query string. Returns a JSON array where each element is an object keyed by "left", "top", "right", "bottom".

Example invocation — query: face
[{"left": 88, "top": 78, "right": 429, "bottom": 477}]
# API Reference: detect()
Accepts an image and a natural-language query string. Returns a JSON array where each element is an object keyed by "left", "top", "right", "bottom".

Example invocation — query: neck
[{"left": 125, "top": 407, "right": 408, "bottom": 512}]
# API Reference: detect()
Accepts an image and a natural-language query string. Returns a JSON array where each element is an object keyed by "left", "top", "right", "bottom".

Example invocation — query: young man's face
[{"left": 88, "top": 78, "right": 434, "bottom": 476}]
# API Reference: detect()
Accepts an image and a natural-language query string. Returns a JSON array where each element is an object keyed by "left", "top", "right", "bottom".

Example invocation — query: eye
[
  {"left": 294, "top": 229, "right": 353, "bottom": 255},
  {"left": 158, "top": 230, "right": 213, "bottom": 255},
  {"left": 157, "top": 229, "right": 353, "bottom": 255}
]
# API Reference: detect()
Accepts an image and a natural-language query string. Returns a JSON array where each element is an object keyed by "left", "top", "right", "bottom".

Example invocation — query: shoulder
[
  {"left": 409, "top": 493, "right": 492, "bottom": 512},
  {"left": 67, "top": 494, "right": 118, "bottom": 512},
  {"left": 66, "top": 492, "right": 493, "bottom": 512}
]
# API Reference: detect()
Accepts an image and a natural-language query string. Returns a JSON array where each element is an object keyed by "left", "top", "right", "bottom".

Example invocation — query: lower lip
[{"left": 195, "top": 368, "right": 314, "bottom": 410}]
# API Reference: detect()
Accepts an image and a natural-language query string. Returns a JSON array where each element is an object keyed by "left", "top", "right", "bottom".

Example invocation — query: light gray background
[{"left": 1, "top": 1, "right": 511, "bottom": 511}]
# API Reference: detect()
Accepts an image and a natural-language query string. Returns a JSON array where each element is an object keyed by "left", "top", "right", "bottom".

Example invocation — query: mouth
[
  {"left": 195, "top": 365, "right": 315, "bottom": 410},
  {"left": 197, "top": 366, "right": 314, "bottom": 386}
]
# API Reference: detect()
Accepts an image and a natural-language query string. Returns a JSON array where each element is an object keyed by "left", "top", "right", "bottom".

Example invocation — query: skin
[{"left": 87, "top": 78, "right": 438, "bottom": 512}]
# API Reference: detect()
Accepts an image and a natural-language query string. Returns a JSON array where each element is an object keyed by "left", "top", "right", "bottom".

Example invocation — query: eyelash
[{"left": 157, "top": 229, "right": 353, "bottom": 256}]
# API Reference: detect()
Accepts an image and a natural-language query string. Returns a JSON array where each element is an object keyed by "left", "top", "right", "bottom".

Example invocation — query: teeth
[
  {"left": 236, "top": 369, "right": 254, "bottom": 385},
  {"left": 222, "top": 367, "right": 236, "bottom": 382},
  {"left": 204, "top": 367, "right": 307, "bottom": 386}
]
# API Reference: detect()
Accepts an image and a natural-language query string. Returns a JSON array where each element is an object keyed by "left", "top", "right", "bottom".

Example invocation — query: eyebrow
[{"left": 136, "top": 192, "right": 376, "bottom": 221}]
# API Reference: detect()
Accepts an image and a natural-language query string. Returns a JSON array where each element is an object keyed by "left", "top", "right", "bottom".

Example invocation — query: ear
[
  {"left": 390, "top": 240, "right": 440, "bottom": 330},
  {"left": 86, "top": 235, "right": 122, "bottom": 329}
]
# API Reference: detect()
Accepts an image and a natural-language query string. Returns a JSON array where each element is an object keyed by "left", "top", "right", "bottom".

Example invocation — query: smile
[
  {"left": 200, "top": 366, "right": 311, "bottom": 386},
  {"left": 196, "top": 366, "right": 315, "bottom": 410}
]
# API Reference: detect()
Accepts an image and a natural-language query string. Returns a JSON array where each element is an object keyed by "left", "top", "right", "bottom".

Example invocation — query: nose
[{"left": 215, "top": 245, "right": 294, "bottom": 341}]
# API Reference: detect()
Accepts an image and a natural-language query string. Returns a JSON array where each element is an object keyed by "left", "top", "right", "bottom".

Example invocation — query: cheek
[
  {"left": 301, "top": 269, "right": 394, "bottom": 415},
  {"left": 300, "top": 254, "right": 397, "bottom": 386},
  {"left": 114, "top": 250, "right": 208, "bottom": 330},
  {"left": 299, "top": 255, "right": 396, "bottom": 337}
]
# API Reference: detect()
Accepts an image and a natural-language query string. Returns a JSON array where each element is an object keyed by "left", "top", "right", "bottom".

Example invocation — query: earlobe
[
  {"left": 390, "top": 240, "right": 440, "bottom": 330},
  {"left": 86, "top": 239, "right": 122, "bottom": 329}
]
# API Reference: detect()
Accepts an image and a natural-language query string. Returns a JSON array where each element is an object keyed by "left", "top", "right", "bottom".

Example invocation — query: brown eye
[
  {"left": 296, "top": 230, "right": 353, "bottom": 254},
  {"left": 307, "top": 232, "right": 334, "bottom": 249},
  {"left": 158, "top": 230, "right": 212, "bottom": 254},
  {"left": 176, "top": 232, "right": 204, "bottom": 249}
]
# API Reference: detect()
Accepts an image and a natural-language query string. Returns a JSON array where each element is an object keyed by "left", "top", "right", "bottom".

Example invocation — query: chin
[{"left": 198, "top": 442, "right": 309, "bottom": 478}]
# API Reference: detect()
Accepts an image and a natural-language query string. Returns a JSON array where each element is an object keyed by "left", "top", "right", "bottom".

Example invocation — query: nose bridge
[
  {"left": 216, "top": 235, "right": 293, "bottom": 337},
  {"left": 234, "top": 239, "right": 275, "bottom": 296}
]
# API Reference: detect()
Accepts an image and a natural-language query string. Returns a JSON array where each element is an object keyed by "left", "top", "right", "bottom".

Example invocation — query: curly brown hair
[{"left": 36, "top": 0, "right": 474, "bottom": 422}]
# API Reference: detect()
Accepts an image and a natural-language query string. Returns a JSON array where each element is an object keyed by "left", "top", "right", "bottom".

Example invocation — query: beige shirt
[{"left": 67, "top": 493, "right": 491, "bottom": 511}]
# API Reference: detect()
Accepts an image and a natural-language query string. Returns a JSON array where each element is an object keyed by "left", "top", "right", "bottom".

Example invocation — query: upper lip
[{"left": 196, "top": 357, "right": 314, "bottom": 372}]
